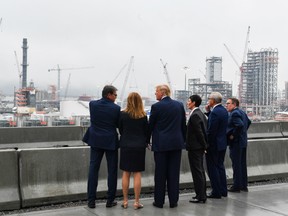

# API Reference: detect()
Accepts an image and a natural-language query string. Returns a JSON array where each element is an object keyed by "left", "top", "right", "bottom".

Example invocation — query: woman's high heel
[
  {"left": 121, "top": 201, "right": 128, "bottom": 209},
  {"left": 134, "top": 202, "right": 144, "bottom": 210}
]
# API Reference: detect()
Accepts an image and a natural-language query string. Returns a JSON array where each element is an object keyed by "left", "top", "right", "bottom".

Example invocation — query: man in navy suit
[
  {"left": 148, "top": 84, "right": 186, "bottom": 208},
  {"left": 205, "top": 92, "right": 228, "bottom": 199},
  {"left": 226, "top": 97, "right": 251, "bottom": 192},
  {"left": 82, "top": 85, "right": 120, "bottom": 208}
]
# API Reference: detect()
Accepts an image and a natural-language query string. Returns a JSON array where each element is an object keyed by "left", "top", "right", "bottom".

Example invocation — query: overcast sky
[{"left": 0, "top": 0, "right": 287, "bottom": 99}]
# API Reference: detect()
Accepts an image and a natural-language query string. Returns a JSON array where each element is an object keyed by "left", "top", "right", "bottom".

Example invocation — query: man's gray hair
[{"left": 209, "top": 92, "right": 222, "bottom": 104}]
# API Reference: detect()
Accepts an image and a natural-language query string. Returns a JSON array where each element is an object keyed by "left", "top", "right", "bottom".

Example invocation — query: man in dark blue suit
[
  {"left": 82, "top": 85, "right": 120, "bottom": 208},
  {"left": 205, "top": 92, "right": 228, "bottom": 199},
  {"left": 148, "top": 84, "right": 186, "bottom": 208},
  {"left": 226, "top": 97, "right": 251, "bottom": 192}
]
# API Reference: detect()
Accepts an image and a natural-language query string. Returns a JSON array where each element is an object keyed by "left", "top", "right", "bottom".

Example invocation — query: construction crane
[
  {"left": 224, "top": 26, "right": 250, "bottom": 98},
  {"left": 14, "top": 51, "right": 22, "bottom": 89},
  {"left": 48, "top": 65, "right": 94, "bottom": 101},
  {"left": 110, "top": 63, "right": 127, "bottom": 85},
  {"left": 160, "top": 58, "right": 173, "bottom": 97},
  {"left": 64, "top": 73, "right": 71, "bottom": 100},
  {"left": 119, "top": 56, "right": 134, "bottom": 108}
]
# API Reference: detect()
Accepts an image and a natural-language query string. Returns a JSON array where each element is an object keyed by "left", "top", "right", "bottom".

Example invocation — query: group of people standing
[{"left": 82, "top": 84, "right": 250, "bottom": 210}]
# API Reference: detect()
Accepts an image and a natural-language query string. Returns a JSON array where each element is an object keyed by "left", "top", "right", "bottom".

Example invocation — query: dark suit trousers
[
  {"left": 188, "top": 150, "right": 207, "bottom": 199},
  {"left": 241, "top": 147, "right": 248, "bottom": 189},
  {"left": 154, "top": 150, "right": 182, "bottom": 205},
  {"left": 230, "top": 146, "right": 248, "bottom": 189},
  {"left": 229, "top": 143, "right": 242, "bottom": 189},
  {"left": 87, "top": 147, "right": 118, "bottom": 203},
  {"left": 206, "top": 148, "right": 227, "bottom": 197}
]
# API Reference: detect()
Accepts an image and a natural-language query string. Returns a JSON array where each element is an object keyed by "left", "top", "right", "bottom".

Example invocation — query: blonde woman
[{"left": 119, "top": 92, "right": 148, "bottom": 209}]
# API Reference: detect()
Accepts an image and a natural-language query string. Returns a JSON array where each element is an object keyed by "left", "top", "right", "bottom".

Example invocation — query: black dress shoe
[
  {"left": 169, "top": 203, "right": 178, "bottom": 208},
  {"left": 106, "top": 201, "right": 117, "bottom": 208},
  {"left": 228, "top": 187, "right": 241, "bottom": 193},
  {"left": 207, "top": 193, "right": 221, "bottom": 199},
  {"left": 153, "top": 202, "right": 163, "bottom": 208},
  {"left": 241, "top": 187, "right": 249, "bottom": 192},
  {"left": 189, "top": 198, "right": 206, "bottom": 203},
  {"left": 88, "top": 201, "right": 95, "bottom": 209}
]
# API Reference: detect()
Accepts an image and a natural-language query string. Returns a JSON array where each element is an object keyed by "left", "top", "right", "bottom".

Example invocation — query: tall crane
[
  {"left": 160, "top": 58, "right": 173, "bottom": 97},
  {"left": 48, "top": 65, "right": 94, "bottom": 101},
  {"left": 14, "top": 51, "right": 22, "bottom": 89},
  {"left": 224, "top": 26, "right": 250, "bottom": 98},
  {"left": 119, "top": 56, "right": 134, "bottom": 108},
  {"left": 64, "top": 73, "right": 71, "bottom": 100}
]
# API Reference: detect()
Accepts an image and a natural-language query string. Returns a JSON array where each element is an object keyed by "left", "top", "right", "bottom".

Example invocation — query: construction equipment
[
  {"left": 224, "top": 26, "right": 250, "bottom": 98},
  {"left": 48, "top": 65, "right": 94, "bottom": 101},
  {"left": 119, "top": 56, "right": 134, "bottom": 108},
  {"left": 64, "top": 73, "right": 71, "bottom": 100},
  {"left": 111, "top": 63, "right": 127, "bottom": 85},
  {"left": 14, "top": 51, "right": 22, "bottom": 89},
  {"left": 160, "top": 58, "right": 173, "bottom": 96}
]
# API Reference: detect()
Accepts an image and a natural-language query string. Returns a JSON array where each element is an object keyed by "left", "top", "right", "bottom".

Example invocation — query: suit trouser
[
  {"left": 241, "top": 147, "right": 248, "bottom": 189},
  {"left": 87, "top": 147, "right": 118, "bottom": 203},
  {"left": 229, "top": 143, "right": 242, "bottom": 189},
  {"left": 188, "top": 150, "right": 207, "bottom": 199},
  {"left": 206, "top": 148, "right": 227, "bottom": 197},
  {"left": 229, "top": 145, "right": 248, "bottom": 189},
  {"left": 154, "top": 150, "right": 182, "bottom": 205}
]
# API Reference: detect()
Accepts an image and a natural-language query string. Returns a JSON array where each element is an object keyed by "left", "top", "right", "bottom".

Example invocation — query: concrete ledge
[
  {"left": 1, "top": 124, "right": 288, "bottom": 210},
  {"left": 0, "top": 127, "right": 85, "bottom": 144},
  {"left": 280, "top": 122, "right": 288, "bottom": 137},
  {"left": 19, "top": 147, "right": 90, "bottom": 207},
  {"left": 0, "top": 149, "right": 20, "bottom": 211},
  {"left": 248, "top": 121, "right": 283, "bottom": 139}
]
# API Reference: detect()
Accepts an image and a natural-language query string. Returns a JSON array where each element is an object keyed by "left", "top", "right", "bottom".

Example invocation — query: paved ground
[{"left": 7, "top": 183, "right": 288, "bottom": 216}]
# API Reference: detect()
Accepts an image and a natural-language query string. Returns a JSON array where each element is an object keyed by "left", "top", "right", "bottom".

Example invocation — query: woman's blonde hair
[{"left": 124, "top": 92, "right": 146, "bottom": 119}]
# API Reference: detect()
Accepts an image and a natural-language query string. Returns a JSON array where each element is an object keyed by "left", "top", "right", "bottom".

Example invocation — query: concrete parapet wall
[
  {"left": 0, "top": 149, "right": 20, "bottom": 211},
  {"left": 0, "top": 127, "right": 85, "bottom": 144},
  {"left": 0, "top": 127, "right": 86, "bottom": 149},
  {"left": 248, "top": 121, "right": 283, "bottom": 139},
  {"left": 1, "top": 123, "right": 288, "bottom": 210},
  {"left": 19, "top": 147, "right": 90, "bottom": 207}
]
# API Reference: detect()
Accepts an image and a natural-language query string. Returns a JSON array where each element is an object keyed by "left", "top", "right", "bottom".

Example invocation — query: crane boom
[
  {"left": 64, "top": 73, "right": 71, "bottom": 100},
  {"left": 223, "top": 26, "right": 251, "bottom": 99},
  {"left": 48, "top": 65, "right": 94, "bottom": 101},
  {"left": 160, "top": 58, "right": 173, "bottom": 96},
  {"left": 242, "top": 26, "right": 250, "bottom": 64},
  {"left": 119, "top": 56, "right": 134, "bottom": 108},
  {"left": 14, "top": 51, "right": 22, "bottom": 89}
]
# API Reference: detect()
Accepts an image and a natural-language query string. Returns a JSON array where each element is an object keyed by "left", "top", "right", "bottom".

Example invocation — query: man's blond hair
[{"left": 156, "top": 84, "right": 171, "bottom": 97}]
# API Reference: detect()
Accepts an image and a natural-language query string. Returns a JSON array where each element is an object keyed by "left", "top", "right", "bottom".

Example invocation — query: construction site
[{"left": 0, "top": 25, "right": 286, "bottom": 127}]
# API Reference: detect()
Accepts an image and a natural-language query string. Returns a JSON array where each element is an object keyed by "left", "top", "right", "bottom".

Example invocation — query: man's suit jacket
[
  {"left": 206, "top": 104, "right": 228, "bottom": 151},
  {"left": 227, "top": 108, "right": 244, "bottom": 147},
  {"left": 148, "top": 96, "right": 186, "bottom": 152},
  {"left": 186, "top": 108, "right": 208, "bottom": 151},
  {"left": 82, "top": 98, "right": 121, "bottom": 150}
]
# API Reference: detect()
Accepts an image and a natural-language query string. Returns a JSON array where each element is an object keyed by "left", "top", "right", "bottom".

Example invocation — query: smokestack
[{"left": 22, "top": 38, "right": 28, "bottom": 88}]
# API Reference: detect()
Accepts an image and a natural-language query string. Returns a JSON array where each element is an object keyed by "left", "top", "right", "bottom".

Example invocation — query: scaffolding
[
  {"left": 206, "top": 57, "right": 222, "bottom": 83},
  {"left": 187, "top": 79, "right": 232, "bottom": 105},
  {"left": 241, "top": 49, "right": 278, "bottom": 105},
  {"left": 240, "top": 48, "right": 278, "bottom": 117}
]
